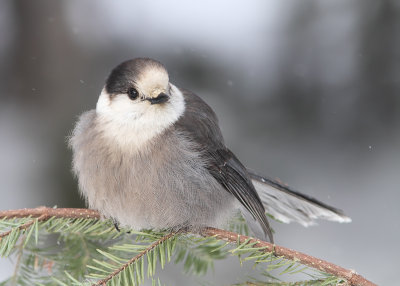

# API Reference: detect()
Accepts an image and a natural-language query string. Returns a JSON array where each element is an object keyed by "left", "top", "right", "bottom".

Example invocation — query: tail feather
[{"left": 248, "top": 171, "right": 351, "bottom": 227}]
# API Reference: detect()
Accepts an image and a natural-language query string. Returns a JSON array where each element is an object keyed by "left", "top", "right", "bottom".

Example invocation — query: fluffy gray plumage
[
  {"left": 70, "top": 108, "right": 237, "bottom": 233},
  {"left": 70, "top": 58, "right": 350, "bottom": 243}
]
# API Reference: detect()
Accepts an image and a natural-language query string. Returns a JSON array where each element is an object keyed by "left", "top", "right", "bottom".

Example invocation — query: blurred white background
[{"left": 0, "top": 0, "right": 399, "bottom": 285}]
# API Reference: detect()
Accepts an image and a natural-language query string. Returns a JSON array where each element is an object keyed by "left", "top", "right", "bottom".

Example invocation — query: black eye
[{"left": 127, "top": 87, "right": 139, "bottom": 100}]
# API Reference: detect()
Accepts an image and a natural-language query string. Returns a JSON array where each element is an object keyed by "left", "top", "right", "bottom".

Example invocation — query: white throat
[{"left": 95, "top": 84, "right": 185, "bottom": 151}]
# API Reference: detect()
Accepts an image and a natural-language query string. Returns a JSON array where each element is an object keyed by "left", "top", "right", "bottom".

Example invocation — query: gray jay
[{"left": 70, "top": 58, "right": 350, "bottom": 242}]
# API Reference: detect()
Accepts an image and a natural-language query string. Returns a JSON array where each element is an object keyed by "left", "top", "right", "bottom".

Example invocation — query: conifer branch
[
  {"left": 0, "top": 207, "right": 376, "bottom": 286},
  {"left": 201, "top": 227, "right": 375, "bottom": 286},
  {"left": 0, "top": 214, "right": 47, "bottom": 238},
  {"left": 93, "top": 231, "right": 177, "bottom": 286},
  {"left": 0, "top": 207, "right": 100, "bottom": 220}
]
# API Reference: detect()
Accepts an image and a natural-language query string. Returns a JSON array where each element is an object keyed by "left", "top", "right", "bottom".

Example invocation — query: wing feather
[{"left": 175, "top": 89, "right": 274, "bottom": 242}]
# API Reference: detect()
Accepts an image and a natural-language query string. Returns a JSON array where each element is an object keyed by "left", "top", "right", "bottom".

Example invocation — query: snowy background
[{"left": 0, "top": 0, "right": 399, "bottom": 285}]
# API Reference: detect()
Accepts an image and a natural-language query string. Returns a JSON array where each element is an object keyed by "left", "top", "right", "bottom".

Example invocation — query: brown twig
[
  {"left": 201, "top": 227, "right": 376, "bottom": 286},
  {"left": 0, "top": 214, "right": 48, "bottom": 239},
  {"left": 0, "top": 207, "right": 100, "bottom": 220},
  {"left": 93, "top": 231, "right": 177, "bottom": 286},
  {"left": 0, "top": 207, "right": 376, "bottom": 286}
]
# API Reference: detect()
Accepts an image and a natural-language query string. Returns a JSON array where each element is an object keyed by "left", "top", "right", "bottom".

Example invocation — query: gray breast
[{"left": 69, "top": 110, "right": 237, "bottom": 231}]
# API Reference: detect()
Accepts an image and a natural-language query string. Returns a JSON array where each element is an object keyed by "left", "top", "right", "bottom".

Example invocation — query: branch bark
[
  {"left": 0, "top": 207, "right": 376, "bottom": 286},
  {"left": 201, "top": 227, "right": 375, "bottom": 286}
]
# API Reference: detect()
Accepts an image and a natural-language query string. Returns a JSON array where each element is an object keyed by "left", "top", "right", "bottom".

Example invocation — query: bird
[{"left": 69, "top": 58, "right": 351, "bottom": 242}]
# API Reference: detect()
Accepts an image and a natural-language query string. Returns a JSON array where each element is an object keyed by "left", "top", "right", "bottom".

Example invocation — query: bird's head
[{"left": 96, "top": 58, "right": 185, "bottom": 149}]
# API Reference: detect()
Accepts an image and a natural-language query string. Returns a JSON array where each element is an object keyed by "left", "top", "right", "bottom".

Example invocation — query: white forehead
[{"left": 137, "top": 65, "right": 169, "bottom": 96}]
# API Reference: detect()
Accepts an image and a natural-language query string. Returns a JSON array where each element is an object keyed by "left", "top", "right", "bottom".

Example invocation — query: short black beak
[{"left": 147, "top": 93, "right": 170, "bottom": 105}]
